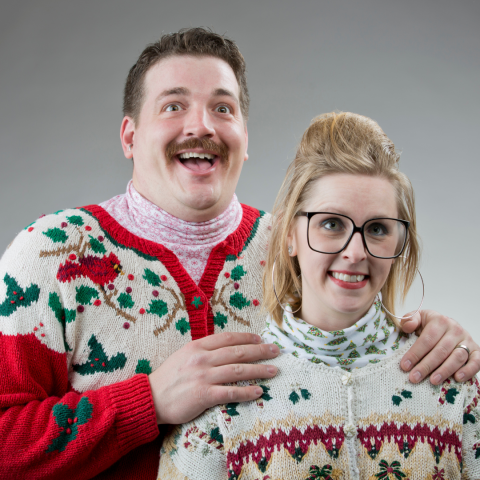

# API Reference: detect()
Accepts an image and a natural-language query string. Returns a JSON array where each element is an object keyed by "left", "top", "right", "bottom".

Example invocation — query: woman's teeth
[{"left": 331, "top": 272, "right": 365, "bottom": 283}]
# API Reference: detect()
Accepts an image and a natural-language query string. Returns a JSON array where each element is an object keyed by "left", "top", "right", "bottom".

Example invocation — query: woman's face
[{"left": 290, "top": 173, "right": 398, "bottom": 330}]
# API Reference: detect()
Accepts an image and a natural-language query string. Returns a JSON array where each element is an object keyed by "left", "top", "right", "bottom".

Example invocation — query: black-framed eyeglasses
[{"left": 296, "top": 212, "right": 410, "bottom": 259}]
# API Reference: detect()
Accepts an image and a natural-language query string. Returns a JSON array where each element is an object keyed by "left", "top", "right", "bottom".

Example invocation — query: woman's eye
[
  {"left": 165, "top": 104, "right": 182, "bottom": 112},
  {"left": 368, "top": 223, "right": 387, "bottom": 236},
  {"left": 322, "top": 220, "right": 343, "bottom": 231},
  {"left": 216, "top": 105, "right": 231, "bottom": 114}
]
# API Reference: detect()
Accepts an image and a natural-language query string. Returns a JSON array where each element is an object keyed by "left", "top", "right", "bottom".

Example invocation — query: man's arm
[{"left": 400, "top": 310, "right": 480, "bottom": 384}]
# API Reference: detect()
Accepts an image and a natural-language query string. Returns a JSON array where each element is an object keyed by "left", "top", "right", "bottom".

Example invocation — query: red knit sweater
[{"left": 0, "top": 204, "right": 269, "bottom": 479}]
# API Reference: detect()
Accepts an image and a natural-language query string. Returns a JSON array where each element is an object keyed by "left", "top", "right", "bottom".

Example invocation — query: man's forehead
[{"left": 144, "top": 55, "right": 240, "bottom": 100}]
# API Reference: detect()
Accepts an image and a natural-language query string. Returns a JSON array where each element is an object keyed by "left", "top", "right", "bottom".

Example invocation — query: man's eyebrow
[
  {"left": 156, "top": 87, "right": 190, "bottom": 100},
  {"left": 213, "top": 88, "right": 238, "bottom": 101}
]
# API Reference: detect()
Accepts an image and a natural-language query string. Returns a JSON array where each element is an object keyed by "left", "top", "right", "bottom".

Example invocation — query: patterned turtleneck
[{"left": 100, "top": 180, "right": 243, "bottom": 284}]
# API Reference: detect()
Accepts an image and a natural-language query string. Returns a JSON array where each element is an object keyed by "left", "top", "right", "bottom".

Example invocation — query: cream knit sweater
[{"left": 159, "top": 336, "right": 480, "bottom": 480}]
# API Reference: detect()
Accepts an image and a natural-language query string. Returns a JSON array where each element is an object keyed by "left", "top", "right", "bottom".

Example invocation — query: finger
[
  {"left": 203, "top": 384, "right": 264, "bottom": 408},
  {"left": 406, "top": 326, "right": 461, "bottom": 383},
  {"left": 424, "top": 346, "right": 470, "bottom": 385},
  {"left": 209, "top": 363, "right": 278, "bottom": 384},
  {"left": 400, "top": 311, "right": 421, "bottom": 334},
  {"left": 197, "top": 331, "right": 263, "bottom": 351},
  {"left": 400, "top": 317, "right": 448, "bottom": 372},
  {"left": 454, "top": 349, "right": 480, "bottom": 382},
  {"left": 209, "top": 342, "right": 280, "bottom": 367}
]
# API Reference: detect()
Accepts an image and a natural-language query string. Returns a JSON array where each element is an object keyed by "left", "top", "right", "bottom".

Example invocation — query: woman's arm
[{"left": 400, "top": 310, "right": 480, "bottom": 384}]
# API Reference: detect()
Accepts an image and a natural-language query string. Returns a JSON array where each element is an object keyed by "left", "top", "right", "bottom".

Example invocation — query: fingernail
[
  {"left": 403, "top": 360, "right": 412, "bottom": 370},
  {"left": 255, "top": 387, "right": 263, "bottom": 396},
  {"left": 267, "top": 366, "right": 276, "bottom": 375},
  {"left": 412, "top": 371, "right": 421, "bottom": 382},
  {"left": 270, "top": 345, "right": 279, "bottom": 354},
  {"left": 432, "top": 374, "right": 442, "bottom": 384},
  {"left": 457, "top": 372, "right": 465, "bottom": 380}
]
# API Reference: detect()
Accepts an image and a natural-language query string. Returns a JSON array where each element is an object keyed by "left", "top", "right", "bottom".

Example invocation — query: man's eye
[
  {"left": 216, "top": 105, "right": 231, "bottom": 114},
  {"left": 165, "top": 104, "right": 182, "bottom": 112}
]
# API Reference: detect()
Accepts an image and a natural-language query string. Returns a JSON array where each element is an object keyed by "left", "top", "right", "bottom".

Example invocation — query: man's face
[{"left": 121, "top": 55, "right": 248, "bottom": 222}]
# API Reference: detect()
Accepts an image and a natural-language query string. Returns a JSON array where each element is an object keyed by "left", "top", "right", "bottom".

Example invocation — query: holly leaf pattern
[
  {"left": 117, "top": 292, "right": 134, "bottom": 309},
  {"left": 143, "top": 268, "right": 162, "bottom": 287},
  {"left": 88, "top": 236, "right": 106, "bottom": 254},
  {"left": 43, "top": 228, "right": 68, "bottom": 244},
  {"left": 229, "top": 292, "right": 251, "bottom": 310},
  {"left": 46, "top": 396, "right": 93, "bottom": 453},
  {"left": 66, "top": 215, "right": 84, "bottom": 226},
  {"left": 214, "top": 312, "right": 228, "bottom": 329},
  {"left": 48, "top": 292, "right": 76, "bottom": 325},
  {"left": 75, "top": 286, "right": 99, "bottom": 305},
  {"left": 289, "top": 391, "right": 300, "bottom": 404},
  {"left": 230, "top": 265, "right": 246, "bottom": 281},
  {"left": 135, "top": 359, "right": 152, "bottom": 375},
  {"left": 147, "top": 299, "right": 168, "bottom": 317},
  {"left": 0, "top": 274, "right": 41, "bottom": 317},
  {"left": 175, "top": 318, "right": 191, "bottom": 335}
]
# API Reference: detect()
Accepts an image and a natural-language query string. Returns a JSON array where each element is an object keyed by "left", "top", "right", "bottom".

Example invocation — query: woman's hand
[{"left": 400, "top": 309, "right": 480, "bottom": 384}]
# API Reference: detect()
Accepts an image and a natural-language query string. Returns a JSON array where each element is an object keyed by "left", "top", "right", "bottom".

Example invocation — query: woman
[{"left": 157, "top": 112, "right": 480, "bottom": 479}]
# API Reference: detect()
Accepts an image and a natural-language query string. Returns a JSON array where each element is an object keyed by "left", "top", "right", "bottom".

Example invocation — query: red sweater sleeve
[{"left": 0, "top": 330, "right": 159, "bottom": 479}]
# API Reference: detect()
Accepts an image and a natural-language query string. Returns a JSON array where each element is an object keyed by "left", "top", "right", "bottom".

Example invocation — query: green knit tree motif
[
  {"left": 230, "top": 265, "right": 246, "bottom": 281},
  {"left": 345, "top": 341, "right": 357, "bottom": 350},
  {"left": 75, "top": 286, "right": 99, "bottom": 305},
  {"left": 175, "top": 318, "right": 191, "bottom": 335},
  {"left": 225, "top": 403, "right": 240, "bottom": 416},
  {"left": 147, "top": 299, "right": 168, "bottom": 317},
  {"left": 348, "top": 349, "right": 360, "bottom": 359},
  {"left": 326, "top": 336, "right": 347, "bottom": 346},
  {"left": 143, "top": 268, "right": 162, "bottom": 287},
  {"left": 88, "top": 235, "right": 106, "bottom": 254},
  {"left": 257, "top": 456, "right": 269, "bottom": 472},
  {"left": 209, "top": 427, "right": 224, "bottom": 445},
  {"left": 117, "top": 292, "right": 134, "bottom": 309},
  {"left": 46, "top": 396, "right": 93, "bottom": 453},
  {"left": 292, "top": 446, "right": 305, "bottom": 463},
  {"left": 0, "top": 274, "right": 41, "bottom": 317},
  {"left": 260, "top": 385, "right": 273, "bottom": 401},
  {"left": 214, "top": 312, "right": 228, "bottom": 329},
  {"left": 135, "top": 359, "right": 152, "bottom": 375},
  {"left": 43, "top": 228, "right": 68, "bottom": 244},
  {"left": 445, "top": 388, "right": 459, "bottom": 404},
  {"left": 66, "top": 215, "right": 84, "bottom": 226},
  {"left": 72, "top": 334, "right": 127, "bottom": 375},
  {"left": 48, "top": 292, "right": 77, "bottom": 325},
  {"left": 362, "top": 333, "right": 378, "bottom": 346},
  {"left": 229, "top": 292, "right": 250, "bottom": 310},
  {"left": 307, "top": 326, "right": 327, "bottom": 338},
  {"left": 365, "top": 345, "right": 387, "bottom": 355}
]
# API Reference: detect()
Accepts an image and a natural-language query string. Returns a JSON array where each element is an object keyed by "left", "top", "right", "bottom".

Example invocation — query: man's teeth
[
  {"left": 331, "top": 272, "right": 365, "bottom": 283},
  {"left": 179, "top": 152, "right": 215, "bottom": 160}
]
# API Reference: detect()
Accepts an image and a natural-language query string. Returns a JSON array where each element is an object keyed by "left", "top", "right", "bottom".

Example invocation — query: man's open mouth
[{"left": 177, "top": 152, "right": 218, "bottom": 172}]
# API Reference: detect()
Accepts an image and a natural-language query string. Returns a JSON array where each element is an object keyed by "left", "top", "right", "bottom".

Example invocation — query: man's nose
[
  {"left": 183, "top": 106, "right": 215, "bottom": 138},
  {"left": 342, "top": 232, "right": 367, "bottom": 263}
]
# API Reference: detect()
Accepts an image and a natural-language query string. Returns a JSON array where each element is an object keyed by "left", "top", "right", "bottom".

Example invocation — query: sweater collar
[{"left": 261, "top": 295, "right": 409, "bottom": 370}]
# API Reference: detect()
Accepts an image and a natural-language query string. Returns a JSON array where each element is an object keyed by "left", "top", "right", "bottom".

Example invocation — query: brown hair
[
  {"left": 123, "top": 27, "right": 249, "bottom": 124},
  {"left": 263, "top": 112, "right": 420, "bottom": 327}
]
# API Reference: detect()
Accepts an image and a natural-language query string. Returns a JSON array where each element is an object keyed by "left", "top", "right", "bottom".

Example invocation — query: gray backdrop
[{"left": 1, "top": 0, "right": 479, "bottom": 338}]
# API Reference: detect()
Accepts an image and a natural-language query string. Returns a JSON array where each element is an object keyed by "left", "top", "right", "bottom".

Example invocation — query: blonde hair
[{"left": 263, "top": 112, "right": 420, "bottom": 327}]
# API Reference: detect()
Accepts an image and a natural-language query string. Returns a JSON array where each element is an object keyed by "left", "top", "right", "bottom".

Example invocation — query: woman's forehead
[{"left": 304, "top": 174, "right": 398, "bottom": 219}]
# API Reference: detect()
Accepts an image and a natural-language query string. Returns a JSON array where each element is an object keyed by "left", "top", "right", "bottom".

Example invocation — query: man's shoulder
[{"left": 2, "top": 207, "right": 100, "bottom": 261}]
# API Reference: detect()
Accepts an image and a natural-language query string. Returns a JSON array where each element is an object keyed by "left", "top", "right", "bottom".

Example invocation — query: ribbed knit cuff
[{"left": 107, "top": 374, "right": 159, "bottom": 455}]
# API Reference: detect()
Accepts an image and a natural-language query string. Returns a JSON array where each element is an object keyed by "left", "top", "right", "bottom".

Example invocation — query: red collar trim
[{"left": 79, "top": 204, "right": 261, "bottom": 339}]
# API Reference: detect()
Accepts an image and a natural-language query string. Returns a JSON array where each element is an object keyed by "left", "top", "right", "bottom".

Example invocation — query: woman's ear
[{"left": 287, "top": 227, "right": 298, "bottom": 257}]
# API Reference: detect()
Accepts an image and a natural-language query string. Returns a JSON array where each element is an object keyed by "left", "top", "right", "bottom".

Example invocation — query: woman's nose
[{"left": 342, "top": 232, "right": 367, "bottom": 263}]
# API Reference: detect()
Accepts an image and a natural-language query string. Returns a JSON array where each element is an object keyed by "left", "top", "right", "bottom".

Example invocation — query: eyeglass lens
[{"left": 308, "top": 213, "right": 407, "bottom": 258}]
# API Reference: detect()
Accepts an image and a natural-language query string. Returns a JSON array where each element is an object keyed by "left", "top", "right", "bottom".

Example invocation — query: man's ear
[
  {"left": 120, "top": 116, "right": 135, "bottom": 159},
  {"left": 244, "top": 124, "right": 248, "bottom": 162}
]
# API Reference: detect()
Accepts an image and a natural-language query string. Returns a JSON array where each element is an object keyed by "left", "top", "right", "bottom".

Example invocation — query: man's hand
[
  {"left": 148, "top": 332, "right": 279, "bottom": 425},
  {"left": 400, "top": 309, "right": 480, "bottom": 384}
]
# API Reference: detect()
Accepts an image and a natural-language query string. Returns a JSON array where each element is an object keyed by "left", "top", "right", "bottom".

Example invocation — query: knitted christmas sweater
[
  {"left": 158, "top": 336, "right": 480, "bottom": 480},
  {"left": 0, "top": 204, "right": 270, "bottom": 479}
]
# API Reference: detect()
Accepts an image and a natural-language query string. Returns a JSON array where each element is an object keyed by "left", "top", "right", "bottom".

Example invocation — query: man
[{"left": 0, "top": 28, "right": 478, "bottom": 479}]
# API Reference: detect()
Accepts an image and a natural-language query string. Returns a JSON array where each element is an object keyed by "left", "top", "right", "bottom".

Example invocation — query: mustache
[{"left": 165, "top": 138, "right": 229, "bottom": 162}]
